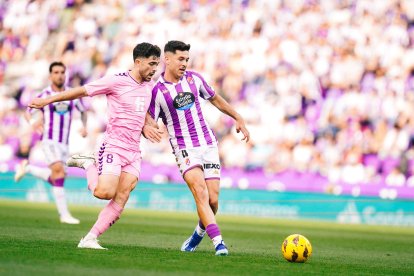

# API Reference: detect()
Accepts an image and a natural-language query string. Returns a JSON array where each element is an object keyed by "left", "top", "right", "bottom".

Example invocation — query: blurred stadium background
[{"left": 1, "top": 0, "right": 414, "bottom": 226}]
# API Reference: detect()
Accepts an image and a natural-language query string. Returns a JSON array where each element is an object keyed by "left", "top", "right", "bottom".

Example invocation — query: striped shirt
[
  {"left": 30, "top": 86, "right": 85, "bottom": 145},
  {"left": 149, "top": 71, "right": 217, "bottom": 152}
]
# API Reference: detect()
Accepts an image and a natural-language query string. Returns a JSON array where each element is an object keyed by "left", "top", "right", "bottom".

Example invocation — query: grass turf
[{"left": 0, "top": 200, "right": 413, "bottom": 275}]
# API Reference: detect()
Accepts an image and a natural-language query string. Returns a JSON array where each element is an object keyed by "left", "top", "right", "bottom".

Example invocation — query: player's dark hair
[
  {"left": 49, "top": 62, "right": 66, "bottom": 73},
  {"left": 164, "top": 40, "right": 191, "bottom": 53},
  {"left": 133, "top": 42, "right": 161, "bottom": 60}
]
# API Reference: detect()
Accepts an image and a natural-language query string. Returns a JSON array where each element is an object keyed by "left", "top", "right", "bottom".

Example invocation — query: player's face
[
  {"left": 50, "top": 66, "right": 66, "bottom": 89},
  {"left": 137, "top": 56, "right": 160, "bottom": 81},
  {"left": 165, "top": 50, "right": 189, "bottom": 79}
]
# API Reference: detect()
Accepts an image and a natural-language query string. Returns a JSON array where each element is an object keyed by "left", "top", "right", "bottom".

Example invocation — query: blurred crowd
[{"left": 2, "top": 0, "right": 414, "bottom": 187}]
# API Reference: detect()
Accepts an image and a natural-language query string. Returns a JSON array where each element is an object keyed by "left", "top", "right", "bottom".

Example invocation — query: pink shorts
[{"left": 96, "top": 142, "right": 142, "bottom": 179}]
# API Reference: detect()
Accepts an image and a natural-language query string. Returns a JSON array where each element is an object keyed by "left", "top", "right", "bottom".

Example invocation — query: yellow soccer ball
[{"left": 281, "top": 234, "right": 312, "bottom": 263}]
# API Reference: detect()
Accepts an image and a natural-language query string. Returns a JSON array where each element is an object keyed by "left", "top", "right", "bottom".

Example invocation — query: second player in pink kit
[{"left": 29, "top": 42, "right": 161, "bottom": 249}]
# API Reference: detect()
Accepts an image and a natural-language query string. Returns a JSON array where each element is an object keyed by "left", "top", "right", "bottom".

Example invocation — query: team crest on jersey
[
  {"left": 187, "top": 76, "right": 194, "bottom": 84},
  {"left": 173, "top": 92, "right": 195, "bottom": 110},
  {"left": 53, "top": 102, "right": 70, "bottom": 115},
  {"left": 185, "top": 158, "right": 191, "bottom": 166}
]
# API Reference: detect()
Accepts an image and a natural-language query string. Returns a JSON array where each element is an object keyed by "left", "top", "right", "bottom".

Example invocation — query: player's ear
[
  {"left": 134, "top": 58, "right": 141, "bottom": 66},
  {"left": 164, "top": 52, "right": 172, "bottom": 65}
]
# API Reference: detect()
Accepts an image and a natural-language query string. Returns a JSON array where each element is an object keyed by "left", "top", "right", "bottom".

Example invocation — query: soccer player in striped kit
[
  {"left": 15, "top": 62, "right": 88, "bottom": 224},
  {"left": 29, "top": 43, "right": 161, "bottom": 249},
  {"left": 144, "top": 41, "right": 250, "bottom": 256}
]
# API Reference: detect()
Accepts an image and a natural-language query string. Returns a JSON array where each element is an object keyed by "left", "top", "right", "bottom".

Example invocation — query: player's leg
[
  {"left": 183, "top": 168, "right": 228, "bottom": 255},
  {"left": 66, "top": 153, "right": 96, "bottom": 191},
  {"left": 181, "top": 180, "right": 219, "bottom": 252},
  {"left": 114, "top": 156, "right": 140, "bottom": 208},
  {"left": 206, "top": 179, "right": 219, "bottom": 214},
  {"left": 48, "top": 161, "right": 79, "bottom": 224},
  {"left": 14, "top": 159, "right": 51, "bottom": 182},
  {"left": 78, "top": 172, "right": 137, "bottom": 250},
  {"left": 181, "top": 147, "right": 223, "bottom": 253},
  {"left": 77, "top": 174, "right": 120, "bottom": 250},
  {"left": 78, "top": 149, "right": 138, "bottom": 250},
  {"left": 203, "top": 145, "right": 221, "bottom": 216},
  {"left": 67, "top": 143, "right": 120, "bottom": 199}
]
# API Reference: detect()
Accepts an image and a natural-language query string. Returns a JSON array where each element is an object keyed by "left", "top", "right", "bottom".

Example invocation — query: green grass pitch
[{"left": 1, "top": 200, "right": 413, "bottom": 275}]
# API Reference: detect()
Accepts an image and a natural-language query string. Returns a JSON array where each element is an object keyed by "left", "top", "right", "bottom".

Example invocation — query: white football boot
[
  {"left": 78, "top": 237, "right": 107, "bottom": 250},
  {"left": 66, "top": 153, "right": 95, "bottom": 169},
  {"left": 60, "top": 215, "right": 80, "bottom": 224},
  {"left": 14, "top": 159, "right": 28, "bottom": 182}
]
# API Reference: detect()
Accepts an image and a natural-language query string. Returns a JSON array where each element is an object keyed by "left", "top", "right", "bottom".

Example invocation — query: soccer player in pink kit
[
  {"left": 29, "top": 42, "right": 161, "bottom": 249},
  {"left": 144, "top": 41, "right": 250, "bottom": 256},
  {"left": 15, "top": 62, "right": 87, "bottom": 224}
]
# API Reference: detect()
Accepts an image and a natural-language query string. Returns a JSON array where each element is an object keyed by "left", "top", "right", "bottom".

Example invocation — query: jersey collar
[{"left": 160, "top": 72, "right": 186, "bottom": 84}]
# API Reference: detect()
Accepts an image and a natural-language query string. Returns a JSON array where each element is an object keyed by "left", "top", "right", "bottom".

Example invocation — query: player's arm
[
  {"left": 143, "top": 112, "right": 163, "bottom": 143},
  {"left": 25, "top": 108, "right": 44, "bottom": 134},
  {"left": 28, "top": 86, "right": 88, "bottom": 109},
  {"left": 79, "top": 111, "right": 88, "bottom": 137},
  {"left": 209, "top": 94, "right": 250, "bottom": 142}
]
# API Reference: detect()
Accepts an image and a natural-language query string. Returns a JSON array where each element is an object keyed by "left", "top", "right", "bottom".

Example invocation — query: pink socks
[{"left": 90, "top": 200, "right": 123, "bottom": 237}]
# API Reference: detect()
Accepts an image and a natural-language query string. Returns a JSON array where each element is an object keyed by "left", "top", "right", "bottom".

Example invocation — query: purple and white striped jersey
[
  {"left": 149, "top": 71, "right": 217, "bottom": 152},
  {"left": 30, "top": 86, "right": 85, "bottom": 144}
]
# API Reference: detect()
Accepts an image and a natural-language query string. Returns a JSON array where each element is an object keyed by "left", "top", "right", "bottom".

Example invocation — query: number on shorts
[
  {"left": 106, "top": 154, "right": 113, "bottom": 163},
  {"left": 181, "top": 150, "right": 188, "bottom": 158}
]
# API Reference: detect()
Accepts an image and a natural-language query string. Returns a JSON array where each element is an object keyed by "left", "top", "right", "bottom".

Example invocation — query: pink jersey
[{"left": 84, "top": 71, "right": 153, "bottom": 152}]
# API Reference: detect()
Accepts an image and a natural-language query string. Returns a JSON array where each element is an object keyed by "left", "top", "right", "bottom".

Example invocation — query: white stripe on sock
[{"left": 195, "top": 224, "right": 206, "bottom": 236}]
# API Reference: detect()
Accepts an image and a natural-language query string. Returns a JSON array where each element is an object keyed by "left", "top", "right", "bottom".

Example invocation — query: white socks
[
  {"left": 26, "top": 165, "right": 51, "bottom": 181},
  {"left": 195, "top": 223, "right": 206, "bottom": 236},
  {"left": 212, "top": 235, "right": 223, "bottom": 247},
  {"left": 52, "top": 187, "right": 71, "bottom": 218}
]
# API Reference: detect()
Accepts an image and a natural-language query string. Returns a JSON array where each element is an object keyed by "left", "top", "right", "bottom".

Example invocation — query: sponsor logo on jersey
[
  {"left": 173, "top": 92, "right": 195, "bottom": 110},
  {"left": 53, "top": 102, "right": 70, "bottom": 115}
]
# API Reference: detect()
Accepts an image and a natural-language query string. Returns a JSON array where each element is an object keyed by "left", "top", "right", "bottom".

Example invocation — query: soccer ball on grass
[{"left": 281, "top": 234, "right": 312, "bottom": 263}]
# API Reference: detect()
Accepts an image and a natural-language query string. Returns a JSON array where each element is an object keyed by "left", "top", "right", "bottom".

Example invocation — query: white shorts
[
  {"left": 41, "top": 140, "right": 69, "bottom": 165},
  {"left": 174, "top": 145, "right": 221, "bottom": 179}
]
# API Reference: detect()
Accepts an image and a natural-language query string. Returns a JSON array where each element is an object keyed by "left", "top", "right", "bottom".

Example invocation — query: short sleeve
[
  {"left": 148, "top": 85, "right": 160, "bottom": 121},
  {"left": 84, "top": 75, "right": 115, "bottom": 97},
  {"left": 191, "top": 71, "right": 216, "bottom": 100}
]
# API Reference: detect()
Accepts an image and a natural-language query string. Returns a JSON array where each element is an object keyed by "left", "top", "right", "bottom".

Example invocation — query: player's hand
[
  {"left": 29, "top": 98, "right": 49, "bottom": 109},
  {"left": 143, "top": 125, "right": 163, "bottom": 143},
  {"left": 235, "top": 119, "right": 250, "bottom": 143},
  {"left": 79, "top": 127, "right": 88, "bottom": 137}
]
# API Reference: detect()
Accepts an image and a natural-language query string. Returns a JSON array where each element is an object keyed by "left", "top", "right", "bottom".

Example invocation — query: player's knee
[
  {"left": 192, "top": 184, "right": 208, "bottom": 202},
  {"left": 51, "top": 171, "right": 65, "bottom": 179},
  {"left": 93, "top": 187, "right": 115, "bottom": 200}
]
